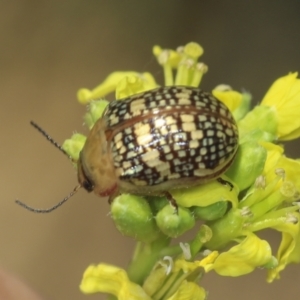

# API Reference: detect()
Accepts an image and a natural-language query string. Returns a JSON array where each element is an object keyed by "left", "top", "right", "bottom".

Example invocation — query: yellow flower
[
  {"left": 153, "top": 42, "right": 207, "bottom": 87},
  {"left": 80, "top": 264, "right": 152, "bottom": 300},
  {"left": 153, "top": 45, "right": 181, "bottom": 86},
  {"left": 261, "top": 72, "right": 300, "bottom": 140},
  {"left": 173, "top": 251, "right": 218, "bottom": 274},
  {"left": 80, "top": 257, "right": 214, "bottom": 300},
  {"left": 236, "top": 141, "right": 300, "bottom": 282},
  {"left": 68, "top": 42, "right": 300, "bottom": 297},
  {"left": 260, "top": 142, "right": 284, "bottom": 180},
  {"left": 273, "top": 155, "right": 300, "bottom": 192},
  {"left": 115, "top": 73, "right": 157, "bottom": 99},
  {"left": 236, "top": 73, "right": 300, "bottom": 140},
  {"left": 77, "top": 71, "right": 157, "bottom": 104},
  {"left": 167, "top": 281, "right": 206, "bottom": 300},
  {"left": 212, "top": 233, "right": 273, "bottom": 276},
  {"left": 212, "top": 88, "right": 243, "bottom": 113},
  {"left": 144, "top": 253, "right": 216, "bottom": 299},
  {"left": 238, "top": 142, "right": 299, "bottom": 211},
  {"left": 266, "top": 212, "right": 300, "bottom": 282}
]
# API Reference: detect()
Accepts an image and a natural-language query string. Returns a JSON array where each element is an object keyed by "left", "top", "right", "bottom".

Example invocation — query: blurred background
[{"left": 1, "top": 1, "right": 300, "bottom": 299}]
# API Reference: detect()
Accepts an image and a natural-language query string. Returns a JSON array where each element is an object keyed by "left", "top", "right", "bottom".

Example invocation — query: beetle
[{"left": 16, "top": 86, "right": 239, "bottom": 213}]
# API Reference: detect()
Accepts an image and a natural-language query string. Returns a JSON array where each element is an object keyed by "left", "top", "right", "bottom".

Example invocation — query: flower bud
[
  {"left": 238, "top": 105, "right": 278, "bottom": 138},
  {"left": 62, "top": 133, "right": 86, "bottom": 161},
  {"left": 241, "top": 128, "right": 276, "bottom": 143},
  {"left": 111, "top": 194, "right": 162, "bottom": 243},
  {"left": 147, "top": 196, "right": 168, "bottom": 214},
  {"left": 193, "top": 201, "right": 228, "bottom": 221},
  {"left": 264, "top": 256, "right": 278, "bottom": 269},
  {"left": 183, "top": 42, "right": 204, "bottom": 59},
  {"left": 233, "top": 91, "right": 252, "bottom": 121},
  {"left": 83, "top": 100, "right": 109, "bottom": 129},
  {"left": 226, "top": 141, "right": 267, "bottom": 191},
  {"left": 156, "top": 205, "right": 195, "bottom": 238},
  {"left": 205, "top": 209, "right": 245, "bottom": 250}
]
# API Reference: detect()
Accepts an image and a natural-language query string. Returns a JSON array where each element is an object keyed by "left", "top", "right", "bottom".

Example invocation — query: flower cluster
[{"left": 62, "top": 42, "right": 300, "bottom": 299}]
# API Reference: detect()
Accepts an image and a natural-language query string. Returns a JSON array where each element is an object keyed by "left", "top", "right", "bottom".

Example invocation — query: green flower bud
[
  {"left": 238, "top": 105, "right": 278, "bottom": 138},
  {"left": 183, "top": 42, "right": 204, "bottom": 60},
  {"left": 62, "top": 133, "right": 86, "bottom": 161},
  {"left": 233, "top": 91, "right": 252, "bottom": 121},
  {"left": 205, "top": 209, "right": 246, "bottom": 250},
  {"left": 240, "top": 128, "right": 276, "bottom": 143},
  {"left": 263, "top": 256, "right": 278, "bottom": 269},
  {"left": 83, "top": 100, "right": 109, "bottom": 129},
  {"left": 249, "top": 189, "right": 290, "bottom": 221},
  {"left": 226, "top": 141, "right": 267, "bottom": 190},
  {"left": 111, "top": 194, "right": 162, "bottom": 243},
  {"left": 146, "top": 196, "right": 168, "bottom": 214},
  {"left": 193, "top": 201, "right": 228, "bottom": 221},
  {"left": 156, "top": 205, "right": 195, "bottom": 238}
]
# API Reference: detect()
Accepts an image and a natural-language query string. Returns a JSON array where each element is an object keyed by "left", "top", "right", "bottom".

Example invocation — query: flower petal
[
  {"left": 212, "top": 233, "right": 272, "bottom": 276},
  {"left": 267, "top": 212, "right": 300, "bottom": 282},
  {"left": 171, "top": 177, "right": 238, "bottom": 208},
  {"left": 80, "top": 264, "right": 152, "bottom": 300},
  {"left": 212, "top": 89, "right": 243, "bottom": 112},
  {"left": 115, "top": 72, "right": 157, "bottom": 99},
  {"left": 261, "top": 72, "right": 300, "bottom": 140},
  {"left": 77, "top": 71, "right": 157, "bottom": 104},
  {"left": 167, "top": 281, "right": 206, "bottom": 300}
]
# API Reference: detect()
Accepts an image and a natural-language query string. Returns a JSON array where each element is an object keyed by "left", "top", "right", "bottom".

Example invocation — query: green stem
[
  {"left": 159, "top": 244, "right": 182, "bottom": 257},
  {"left": 127, "top": 237, "right": 171, "bottom": 284},
  {"left": 163, "top": 64, "right": 174, "bottom": 86}
]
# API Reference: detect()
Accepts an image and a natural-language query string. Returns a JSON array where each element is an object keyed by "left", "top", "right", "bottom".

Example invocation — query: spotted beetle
[
  {"left": 16, "top": 86, "right": 238, "bottom": 212},
  {"left": 78, "top": 86, "right": 238, "bottom": 200}
]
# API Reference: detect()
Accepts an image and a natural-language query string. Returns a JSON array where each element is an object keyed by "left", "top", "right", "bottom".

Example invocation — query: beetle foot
[
  {"left": 164, "top": 191, "right": 179, "bottom": 214},
  {"left": 217, "top": 177, "right": 233, "bottom": 191}
]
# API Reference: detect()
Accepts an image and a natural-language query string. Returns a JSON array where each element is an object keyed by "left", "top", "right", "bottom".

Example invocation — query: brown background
[{"left": 1, "top": 1, "right": 300, "bottom": 299}]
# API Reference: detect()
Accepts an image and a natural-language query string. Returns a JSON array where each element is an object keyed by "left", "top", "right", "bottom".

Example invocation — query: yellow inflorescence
[{"left": 61, "top": 42, "right": 300, "bottom": 299}]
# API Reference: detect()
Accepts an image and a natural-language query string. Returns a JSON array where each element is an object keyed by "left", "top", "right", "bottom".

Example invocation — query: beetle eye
[
  {"left": 77, "top": 154, "right": 95, "bottom": 193},
  {"left": 82, "top": 178, "right": 94, "bottom": 192}
]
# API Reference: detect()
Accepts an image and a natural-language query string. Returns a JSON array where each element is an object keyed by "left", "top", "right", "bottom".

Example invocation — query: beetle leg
[
  {"left": 107, "top": 189, "right": 120, "bottom": 204},
  {"left": 164, "top": 191, "right": 179, "bottom": 214},
  {"left": 108, "top": 196, "right": 113, "bottom": 204},
  {"left": 217, "top": 177, "right": 233, "bottom": 191}
]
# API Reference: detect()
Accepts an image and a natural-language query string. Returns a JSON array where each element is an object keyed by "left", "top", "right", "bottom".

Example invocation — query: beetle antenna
[
  {"left": 30, "top": 121, "right": 75, "bottom": 162},
  {"left": 15, "top": 185, "right": 81, "bottom": 213}
]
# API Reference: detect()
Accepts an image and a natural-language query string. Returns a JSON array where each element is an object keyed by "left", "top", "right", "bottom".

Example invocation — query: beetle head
[{"left": 78, "top": 119, "right": 119, "bottom": 198}]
